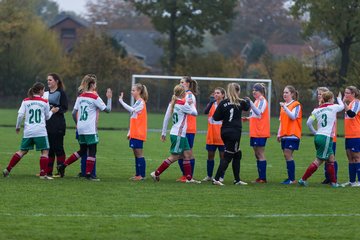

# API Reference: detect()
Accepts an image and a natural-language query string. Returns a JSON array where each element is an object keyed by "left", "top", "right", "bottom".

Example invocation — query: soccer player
[
  {"left": 202, "top": 87, "right": 226, "bottom": 182},
  {"left": 278, "top": 85, "right": 302, "bottom": 185},
  {"left": 57, "top": 74, "right": 112, "bottom": 181},
  {"left": 298, "top": 91, "right": 344, "bottom": 188},
  {"left": 119, "top": 83, "right": 148, "bottom": 181},
  {"left": 44, "top": 73, "right": 68, "bottom": 177},
  {"left": 316, "top": 87, "right": 338, "bottom": 184},
  {"left": 342, "top": 86, "right": 360, "bottom": 187},
  {"left": 243, "top": 83, "right": 270, "bottom": 183},
  {"left": 150, "top": 84, "right": 200, "bottom": 183},
  {"left": 176, "top": 76, "right": 199, "bottom": 182},
  {"left": 212, "top": 83, "right": 250, "bottom": 186},
  {"left": 3, "top": 82, "right": 59, "bottom": 179}
]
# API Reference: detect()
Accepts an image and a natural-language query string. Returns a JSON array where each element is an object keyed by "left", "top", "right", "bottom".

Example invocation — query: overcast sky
[{"left": 53, "top": 0, "right": 88, "bottom": 15}]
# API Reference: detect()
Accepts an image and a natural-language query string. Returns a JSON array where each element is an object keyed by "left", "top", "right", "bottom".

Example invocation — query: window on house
[{"left": 61, "top": 28, "right": 76, "bottom": 39}]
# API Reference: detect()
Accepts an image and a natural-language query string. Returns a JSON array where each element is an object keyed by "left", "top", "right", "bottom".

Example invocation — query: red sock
[
  {"left": 47, "top": 156, "right": 55, "bottom": 175},
  {"left": 326, "top": 162, "right": 336, "bottom": 183},
  {"left": 302, "top": 162, "right": 318, "bottom": 181},
  {"left": 85, "top": 157, "right": 96, "bottom": 175},
  {"left": 183, "top": 160, "right": 192, "bottom": 180},
  {"left": 57, "top": 155, "right": 65, "bottom": 165},
  {"left": 40, "top": 156, "right": 48, "bottom": 176},
  {"left": 64, "top": 152, "right": 80, "bottom": 166},
  {"left": 155, "top": 159, "right": 171, "bottom": 176},
  {"left": 7, "top": 153, "right": 22, "bottom": 172}
]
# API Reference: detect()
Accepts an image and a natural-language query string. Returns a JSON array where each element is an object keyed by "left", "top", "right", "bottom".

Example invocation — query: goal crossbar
[{"left": 131, "top": 74, "right": 272, "bottom": 112}]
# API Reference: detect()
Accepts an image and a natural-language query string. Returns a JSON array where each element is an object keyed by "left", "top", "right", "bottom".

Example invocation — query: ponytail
[
  {"left": 28, "top": 82, "right": 45, "bottom": 98},
  {"left": 182, "top": 76, "right": 199, "bottom": 95},
  {"left": 285, "top": 85, "right": 299, "bottom": 101},
  {"left": 134, "top": 83, "right": 149, "bottom": 102},
  {"left": 170, "top": 84, "right": 185, "bottom": 114},
  {"left": 78, "top": 74, "right": 97, "bottom": 92}
]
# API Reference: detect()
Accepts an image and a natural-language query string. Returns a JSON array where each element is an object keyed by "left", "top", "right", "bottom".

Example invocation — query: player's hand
[
  {"left": 279, "top": 102, "right": 285, "bottom": 107},
  {"left": 187, "top": 98, "right": 193, "bottom": 105},
  {"left": 16, "top": 128, "right": 20, "bottom": 134},
  {"left": 277, "top": 136, "right": 281, "bottom": 142},
  {"left": 51, "top": 107, "right": 59, "bottom": 113},
  {"left": 338, "top": 92, "right": 342, "bottom": 99},
  {"left": 106, "top": 88, "right": 112, "bottom": 99},
  {"left": 161, "top": 135, "right": 166, "bottom": 142},
  {"left": 119, "top": 92, "right": 124, "bottom": 101}
]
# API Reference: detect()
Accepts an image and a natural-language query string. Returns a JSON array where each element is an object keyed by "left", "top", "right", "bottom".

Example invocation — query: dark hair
[
  {"left": 28, "top": 82, "right": 45, "bottom": 98},
  {"left": 48, "top": 73, "right": 65, "bottom": 90},
  {"left": 285, "top": 85, "right": 299, "bottom": 101},
  {"left": 183, "top": 76, "right": 199, "bottom": 95}
]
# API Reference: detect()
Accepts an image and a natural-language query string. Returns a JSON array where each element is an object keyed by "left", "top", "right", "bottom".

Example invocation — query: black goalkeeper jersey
[{"left": 213, "top": 98, "right": 250, "bottom": 130}]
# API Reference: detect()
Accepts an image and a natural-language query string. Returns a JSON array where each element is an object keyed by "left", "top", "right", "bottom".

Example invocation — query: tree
[
  {"left": 30, "top": 0, "right": 60, "bottom": 24},
  {"left": 216, "top": 0, "right": 303, "bottom": 56},
  {"left": 0, "top": 0, "right": 63, "bottom": 99},
  {"left": 132, "top": 0, "right": 237, "bottom": 74},
  {"left": 291, "top": 0, "right": 360, "bottom": 86},
  {"left": 86, "top": 0, "right": 152, "bottom": 29}
]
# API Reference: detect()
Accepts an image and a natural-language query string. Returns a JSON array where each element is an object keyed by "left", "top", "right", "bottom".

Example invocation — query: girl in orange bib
[
  {"left": 277, "top": 85, "right": 302, "bottom": 184},
  {"left": 202, "top": 87, "right": 226, "bottom": 182},
  {"left": 119, "top": 83, "right": 148, "bottom": 181}
]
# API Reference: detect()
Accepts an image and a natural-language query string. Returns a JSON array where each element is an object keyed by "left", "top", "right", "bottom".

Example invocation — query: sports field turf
[{"left": 0, "top": 109, "right": 358, "bottom": 240}]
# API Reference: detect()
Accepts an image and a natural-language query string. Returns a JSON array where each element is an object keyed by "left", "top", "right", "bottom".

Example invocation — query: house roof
[
  {"left": 49, "top": 12, "right": 89, "bottom": 28},
  {"left": 109, "top": 29, "right": 163, "bottom": 68}
]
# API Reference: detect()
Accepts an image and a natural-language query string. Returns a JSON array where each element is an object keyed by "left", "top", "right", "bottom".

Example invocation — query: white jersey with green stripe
[
  {"left": 74, "top": 92, "right": 107, "bottom": 135},
  {"left": 18, "top": 96, "right": 51, "bottom": 138},
  {"left": 309, "top": 100, "right": 344, "bottom": 137},
  {"left": 168, "top": 99, "right": 196, "bottom": 137}
]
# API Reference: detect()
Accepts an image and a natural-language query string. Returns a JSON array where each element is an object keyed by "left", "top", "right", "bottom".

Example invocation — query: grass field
[{"left": 0, "top": 109, "right": 358, "bottom": 240}]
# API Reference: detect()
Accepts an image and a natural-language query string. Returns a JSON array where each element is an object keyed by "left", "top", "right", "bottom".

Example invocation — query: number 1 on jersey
[{"left": 229, "top": 108, "right": 234, "bottom": 122}]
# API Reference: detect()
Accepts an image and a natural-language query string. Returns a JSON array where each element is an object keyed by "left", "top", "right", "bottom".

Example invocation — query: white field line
[{"left": 0, "top": 212, "right": 359, "bottom": 219}]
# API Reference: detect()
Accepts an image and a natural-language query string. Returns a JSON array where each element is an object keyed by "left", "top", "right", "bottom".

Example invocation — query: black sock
[{"left": 215, "top": 152, "right": 233, "bottom": 181}]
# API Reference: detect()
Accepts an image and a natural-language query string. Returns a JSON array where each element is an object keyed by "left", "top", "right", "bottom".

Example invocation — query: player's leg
[
  {"left": 130, "top": 139, "right": 146, "bottom": 180},
  {"left": 54, "top": 133, "right": 66, "bottom": 173},
  {"left": 85, "top": 143, "right": 97, "bottom": 180},
  {"left": 281, "top": 138, "right": 299, "bottom": 184},
  {"left": 3, "top": 149, "right": 28, "bottom": 177},
  {"left": 47, "top": 133, "right": 56, "bottom": 176},
  {"left": 253, "top": 139, "right": 267, "bottom": 183},
  {"left": 203, "top": 145, "right": 216, "bottom": 181}
]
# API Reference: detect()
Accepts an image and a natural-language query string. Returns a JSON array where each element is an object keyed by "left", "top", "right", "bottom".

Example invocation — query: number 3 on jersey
[
  {"left": 80, "top": 106, "right": 88, "bottom": 121},
  {"left": 321, "top": 113, "right": 327, "bottom": 127}
]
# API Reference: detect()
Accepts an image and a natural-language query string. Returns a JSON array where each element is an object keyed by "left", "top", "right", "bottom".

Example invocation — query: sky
[{"left": 53, "top": 0, "right": 88, "bottom": 15}]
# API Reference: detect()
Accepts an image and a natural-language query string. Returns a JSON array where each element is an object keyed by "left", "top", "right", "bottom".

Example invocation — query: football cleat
[
  {"left": 298, "top": 179, "right": 308, "bottom": 187},
  {"left": 331, "top": 183, "right": 344, "bottom": 188},
  {"left": 219, "top": 177, "right": 224, "bottom": 183},
  {"left": 39, "top": 175, "right": 54, "bottom": 180},
  {"left": 202, "top": 176, "right": 213, "bottom": 182},
  {"left": 185, "top": 178, "right": 201, "bottom": 184},
  {"left": 234, "top": 180, "right": 248, "bottom": 186},
  {"left": 212, "top": 180, "right": 224, "bottom": 186},
  {"left": 321, "top": 179, "right": 331, "bottom": 184},
  {"left": 132, "top": 176, "right": 145, "bottom": 181},
  {"left": 252, "top": 178, "right": 267, "bottom": 183},
  {"left": 57, "top": 164, "right": 66, "bottom": 178},
  {"left": 281, "top": 179, "right": 297, "bottom": 185},
  {"left": 85, "top": 174, "right": 100, "bottom": 181},
  {"left": 341, "top": 182, "right": 357, "bottom": 187},
  {"left": 3, "top": 169, "right": 9, "bottom": 177},
  {"left": 150, "top": 171, "right": 160, "bottom": 182},
  {"left": 176, "top": 175, "right": 187, "bottom": 182}
]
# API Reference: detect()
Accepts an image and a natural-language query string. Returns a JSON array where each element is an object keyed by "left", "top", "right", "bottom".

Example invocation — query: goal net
[{"left": 130, "top": 74, "right": 272, "bottom": 114}]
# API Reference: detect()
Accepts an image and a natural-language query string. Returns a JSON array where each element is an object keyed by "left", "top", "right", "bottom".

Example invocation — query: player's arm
[
  {"left": 103, "top": 88, "right": 112, "bottom": 113},
  {"left": 15, "top": 102, "right": 25, "bottom": 133},
  {"left": 161, "top": 104, "right": 172, "bottom": 140},
  {"left": 282, "top": 104, "right": 301, "bottom": 120},
  {"left": 204, "top": 96, "right": 215, "bottom": 114},
  {"left": 184, "top": 102, "right": 198, "bottom": 116},
  {"left": 58, "top": 89, "right": 68, "bottom": 114},
  {"left": 72, "top": 98, "right": 79, "bottom": 124},
  {"left": 306, "top": 115, "right": 317, "bottom": 135},
  {"left": 335, "top": 92, "right": 345, "bottom": 112},
  {"left": 241, "top": 98, "right": 251, "bottom": 111}
]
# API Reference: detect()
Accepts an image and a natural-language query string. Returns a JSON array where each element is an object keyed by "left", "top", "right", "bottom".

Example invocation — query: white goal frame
[{"left": 131, "top": 74, "right": 272, "bottom": 112}]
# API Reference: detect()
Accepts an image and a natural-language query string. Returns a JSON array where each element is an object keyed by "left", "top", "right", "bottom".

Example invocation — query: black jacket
[{"left": 46, "top": 88, "right": 68, "bottom": 134}]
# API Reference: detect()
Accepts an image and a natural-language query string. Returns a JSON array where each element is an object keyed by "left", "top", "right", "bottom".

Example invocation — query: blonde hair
[
  {"left": 134, "top": 83, "right": 148, "bottom": 102},
  {"left": 182, "top": 76, "right": 199, "bottom": 95},
  {"left": 78, "top": 74, "right": 97, "bottom": 92},
  {"left": 346, "top": 86, "right": 360, "bottom": 99},
  {"left": 321, "top": 91, "right": 334, "bottom": 104},
  {"left": 170, "top": 84, "right": 185, "bottom": 114},
  {"left": 227, "top": 83, "right": 242, "bottom": 106},
  {"left": 317, "top": 87, "right": 329, "bottom": 93}
]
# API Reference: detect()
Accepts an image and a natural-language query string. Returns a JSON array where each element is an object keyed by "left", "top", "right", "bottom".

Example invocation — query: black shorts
[{"left": 221, "top": 128, "right": 241, "bottom": 153}]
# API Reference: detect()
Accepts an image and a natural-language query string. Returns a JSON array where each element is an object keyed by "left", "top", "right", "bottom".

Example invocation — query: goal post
[{"left": 131, "top": 74, "right": 272, "bottom": 113}]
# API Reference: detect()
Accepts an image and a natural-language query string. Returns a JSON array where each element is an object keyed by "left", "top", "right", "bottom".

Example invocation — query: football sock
[
  {"left": 135, "top": 157, "right": 140, "bottom": 176},
  {"left": 207, "top": 160, "right": 214, "bottom": 177},
  {"left": 47, "top": 156, "right": 55, "bottom": 175},
  {"left": 349, "top": 163, "right": 356, "bottom": 183},
  {"left": 7, "top": 153, "right": 22, "bottom": 172},
  {"left": 256, "top": 160, "right": 260, "bottom": 178},
  {"left": 190, "top": 159, "right": 195, "bottom": 175},
  {"left": 57, "top": 155, "right": 65, "bottom": 165},
  {"left": 155, "top": 159, "right": 171, "bottom": 176},
  {"left": 39, "top": 156, "right": 48, "bottom": 176},
  {"left": 326, "top": 162, "right": 336, "bottom": 183},
  {"left": 178, "top": 159, "right": 184, "bottom": 176},
  {"left": 286, "top": 160, "right": 295, "bottom": 181},
  {"left": 183, "top": 160, "right": 192, "bottom": 180},
  {"left": 214, "top": 152, "right": 232, "bottom": 181},
  {"left": 258, "top": 160, "right": 267, "bottom": 180},
  {"left": 137, "top": 157, "right": 146, "bottom": 178},
  {"left": 334, "top": 161, "right": 338, "bottom": 179},
  {"left": 356, "top": 162, "right": 360, "bottom": 182},
  {"left": 65, "top": 152, "right": 80, "bottom": 166},
  {"left": 323, "top": 163, "right": 329, "bottom": 181},
  {"left": 85, "top": 157, "right": 96, "bottom": 175},
  {"left": 302, "top": 162, "right": 318, "bottom": 181},
  {"left": 232, "top": 152, "right": 241, "bottom": 182}
]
